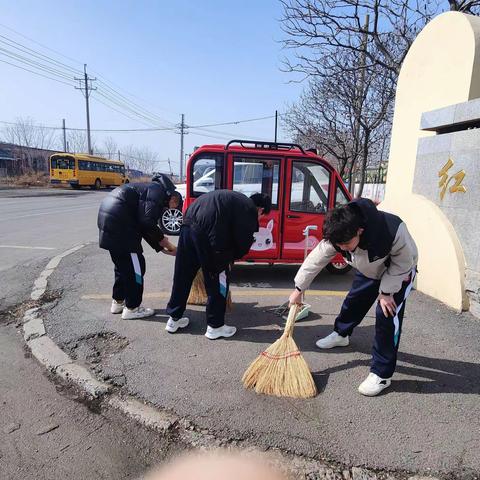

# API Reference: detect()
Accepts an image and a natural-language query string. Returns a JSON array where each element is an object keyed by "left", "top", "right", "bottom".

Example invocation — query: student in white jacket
[{"left": 289, "top": 198, "right": 418, "bottom": 396}]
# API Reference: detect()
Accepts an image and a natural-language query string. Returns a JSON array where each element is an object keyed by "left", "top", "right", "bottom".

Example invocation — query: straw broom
[
  {"left": 187, "top": 269, "right": 233, "bottom": 310},
  {"left": 242, "top": 304, "right": 317, "bottom": 398}
]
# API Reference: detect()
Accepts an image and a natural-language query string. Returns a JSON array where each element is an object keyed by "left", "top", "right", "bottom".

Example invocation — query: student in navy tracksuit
[
  {"left": 165, "top": 190, "right": 271, "bottom": 340},
  {"left": 289, "top": 198, "right": 418, "bottom": 396},
  {"left": 97, "top": 174, "right": 181, "bottom": 320}
]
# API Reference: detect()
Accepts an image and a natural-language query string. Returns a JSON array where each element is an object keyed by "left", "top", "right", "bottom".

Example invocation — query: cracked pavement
[{"left": 44, "top": 242, "right": 480, "bottom": 478}]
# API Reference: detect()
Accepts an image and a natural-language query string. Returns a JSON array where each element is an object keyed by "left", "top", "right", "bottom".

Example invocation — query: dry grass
[
  {"left": 129, "top": 175, "right": 153, "bottom": 183},
  {"left": 0, "top": 172, "right": 49, "bottom": 187}
]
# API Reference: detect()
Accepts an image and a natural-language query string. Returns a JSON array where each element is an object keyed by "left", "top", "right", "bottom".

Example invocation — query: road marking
[
  {"left": 82, "top": 289, "right": 348, "bottom": 300},
  {"left": 0, "top": 245, "right": 56, "bottom": 250},
  {"left": 0, "top": 205, "right": 96, "bottom": 221}
]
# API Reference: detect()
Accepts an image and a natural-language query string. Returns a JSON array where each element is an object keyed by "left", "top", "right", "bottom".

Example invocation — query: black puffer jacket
[
  {"left": 183, "top": 190, "right": 259, "bottom": 266},
  {"left": 98, "top": 182, "right": 170, "bottom": 253}
]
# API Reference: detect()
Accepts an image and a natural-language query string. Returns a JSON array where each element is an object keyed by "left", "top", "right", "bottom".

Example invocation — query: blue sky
[{"left": 1, "top": 0, "right": 304, "bottom": 173}]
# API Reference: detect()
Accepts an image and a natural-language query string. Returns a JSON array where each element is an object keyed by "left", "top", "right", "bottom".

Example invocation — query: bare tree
[
  {"left": 67, "top": 130, "right": 97, "bottom": 154},
  {"left": 102, "top": 136, "right": 119, "bottom": 160},
  {"left": 2, "top": 117, "right": 57, "bottom": 150},
  {"left": 280, "top": 1, "right": 477, "bottom": 79},
  {"left": 284, "top": 47, "right": 394, "bottom": 196},
  {"left": 122, "top": 145, "right": 158, "bottom": 174},
  {"left": 448, "top": 0, "right": 480, "bottom": 12},
  {"left": 280, "top": 1, "right": 480, "bottom": 196}
]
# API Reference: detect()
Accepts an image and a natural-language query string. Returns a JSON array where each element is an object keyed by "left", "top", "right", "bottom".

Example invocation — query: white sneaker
[
  {"left": 358, "top": 373, "right": 392, "bottom": 396},
  {"left": 205, "top": 324, "right": 237, "bottom": 340},
  {"left": 165, "top": 316, "right": 190, "bottom": 333},
  {"left": 316, "top": 331, "right": 349, "bottom": 349},
  {"left": 121, "top": 306, "right": 154, "bottom": 320},
  {"left": 110, "top": 299, "right": 125, "bottom": 314}
]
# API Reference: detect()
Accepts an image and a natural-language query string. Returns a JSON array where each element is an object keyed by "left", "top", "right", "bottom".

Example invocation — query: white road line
[
  {"left": 0, "top": 245, "right": 56, "bottom": 250},
  {"left": 0, "top": 205, "right": 96, "bottom": 221}
]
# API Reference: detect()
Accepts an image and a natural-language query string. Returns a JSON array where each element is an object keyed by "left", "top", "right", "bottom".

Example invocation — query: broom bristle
[
  {"left": 242, "top": 305, "right": 317, "bottom": 399},
  {"left": 187, "top": 270, "right": 208, "bottom": 305},
  {"left": 187, "top": 270, "right": 233, "bottom": 310}
]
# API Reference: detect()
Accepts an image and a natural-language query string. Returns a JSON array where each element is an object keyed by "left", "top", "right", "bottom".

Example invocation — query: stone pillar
[{"left": 381, "top": 12, "right": 480, "bottom": 315}]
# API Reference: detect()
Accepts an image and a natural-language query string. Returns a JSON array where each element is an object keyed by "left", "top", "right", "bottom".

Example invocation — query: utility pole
[
  {"left": 118, "top": 150, "right": 121, "bottom": 161},
  {"left": 274, "top": 110, "right": 278, "bottom": 143},
  {"left": 75, "top": 64, "right": 96, "bottom": 155},
  {"left": 62, "top": 119, "right": 67, "bottom": 152},
  {"left": 167, "top": 157, "right": 173, "bottom": 176},
  {"left": 178, "top": 113, "right": 187, "bottom": 181}
]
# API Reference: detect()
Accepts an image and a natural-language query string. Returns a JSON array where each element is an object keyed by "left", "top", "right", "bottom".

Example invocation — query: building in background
[{"left": 0, "top": 142, "right": 57, "bottom": 177}]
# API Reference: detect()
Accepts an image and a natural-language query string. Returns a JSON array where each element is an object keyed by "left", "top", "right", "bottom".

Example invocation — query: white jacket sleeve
[
  {"left": 379, "top": 222, "right": 418, "bottom": 294},
  {"left": 294, "top": 239, "right": 338, "bottom": 291}
]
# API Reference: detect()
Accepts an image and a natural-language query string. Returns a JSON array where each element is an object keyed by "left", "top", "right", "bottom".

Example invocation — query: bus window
[{"left": 52, "top": 157, "right": 74, "bottom": 169}]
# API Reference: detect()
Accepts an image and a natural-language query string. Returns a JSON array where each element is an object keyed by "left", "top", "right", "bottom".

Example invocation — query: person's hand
[
  {"left": 289, "top": 289, "right": 303, "bottom": 306},
  {"left": 159, "top": 236, "right": 170, "bottom": 248},
  {"left": 378, "top": 294, "right": 397, "bottom": 317},
  {"left": 162, "top": 245, "right": 177, "bottom": 256}
]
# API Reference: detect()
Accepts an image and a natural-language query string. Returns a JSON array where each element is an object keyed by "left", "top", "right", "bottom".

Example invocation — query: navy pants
[
  {"left": 334, "top": 269, "right": 416, "bottom": 378},
  {"left": 166, "top": 225, "right": 231, "bottom": 328},
  {"left": 109, "top": 251, "right": 146, "bottom": 309}
]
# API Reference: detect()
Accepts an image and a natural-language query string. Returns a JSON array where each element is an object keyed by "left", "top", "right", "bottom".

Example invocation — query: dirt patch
[
  {"left": 62, "top": 332, "right": 129, "bottom": 387},
  {"left": 0, "top": 296, "right": 51, "bottom": 326}
]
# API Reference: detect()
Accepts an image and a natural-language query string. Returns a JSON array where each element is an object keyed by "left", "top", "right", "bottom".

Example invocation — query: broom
[
  {"left": 187, "top": 269, "right": 232, "bottom": 310},
  {"left": 242, "top": 304, "right": 317, "bottom": 398}
]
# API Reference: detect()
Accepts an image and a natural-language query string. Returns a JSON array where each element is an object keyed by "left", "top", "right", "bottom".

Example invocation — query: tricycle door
[
  {"left": 228, "top": 154, "right": 282, "bottom": 260},
  {"left": 281, "top": 158, "right": 331, "bottom": 261}
]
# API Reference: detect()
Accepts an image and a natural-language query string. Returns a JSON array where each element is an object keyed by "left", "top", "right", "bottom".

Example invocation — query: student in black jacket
[
  {"left": 165, "top": 190, "right": 271, "bottom": 339},
  {"left": 97, "top": 174, "right": 181, "bottom": 320}
]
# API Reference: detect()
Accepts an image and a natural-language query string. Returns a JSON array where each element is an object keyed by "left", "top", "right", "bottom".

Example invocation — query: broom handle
[{"left": 283, "top": 304, "right": 300, "bottom": 337}]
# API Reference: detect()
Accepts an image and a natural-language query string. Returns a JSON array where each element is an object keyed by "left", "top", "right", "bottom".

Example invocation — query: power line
[
  {"left": 90, "top": 96, "right": 169, "bottom": 129},
  {"left": 0, "top": 34, "right": 82, "bottom": 76},
  {"left": 0, "top": 57, "right": 76, "bottom": 87},
  {"left": 0, "top": 114, "right": 281, "bottom": 133},
  {"left": 0, "top": 47, "right": 76, "bottom": 82},
  {"left": 0, "top": 30, "right": 173, "bottom": 128},
  {"left": 0, "top": 27, "right": 282, "bottom": 136},
  {"left": 0, "top": 22, "right": 85, "bottom": 68},
  {"left": 190, "top": 126, "right": 266, "bottom": 141},
  {"left": 192, "top": 115, "right": 276, "bottom": 128},
  {"left": 96, "top": 79, "right": 176, "bottom": 127}
]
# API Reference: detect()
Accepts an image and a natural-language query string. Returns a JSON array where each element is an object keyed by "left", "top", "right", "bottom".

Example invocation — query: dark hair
[
  {"left": 250, "top": 193, "right": 272, "bottom": 215},
  {"left": 152, "top": 173, "right": 176, "bottom": 196},
  {"left": 323, "top": 204, "right": 362, "bottom": 245}
]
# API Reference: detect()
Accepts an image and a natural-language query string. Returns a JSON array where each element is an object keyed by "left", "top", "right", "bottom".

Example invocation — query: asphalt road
[
  {"left": 0, "top": 187, "right": 175, "bottom": 480},
  {"left": 44, "top": 244, "right": 480, "bottom": 477},
  {"left": 2, "top": 187, "right": 480, "bottom": 479},
  {"left": 0, "top": 187, "right": 104, "bottom": 273}
]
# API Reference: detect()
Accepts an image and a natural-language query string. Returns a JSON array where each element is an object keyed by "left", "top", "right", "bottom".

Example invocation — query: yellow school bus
[{"left": 49, "top": 153, "right": 128, "bottom": 189}]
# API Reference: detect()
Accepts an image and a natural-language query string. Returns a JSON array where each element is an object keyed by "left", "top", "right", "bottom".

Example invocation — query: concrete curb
[
  {"left": 22, "top": 244, "right": 440, "bottom": 480},
  {"left": 23, "top": 244, "right": 112, "bottom": 398}
]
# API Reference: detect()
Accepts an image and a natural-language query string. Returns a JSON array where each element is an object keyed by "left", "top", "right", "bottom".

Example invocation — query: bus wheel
[
  {"left": 326, "top": 262, "right": 352, "bottom": 275},
  {"left": 92, "top": 179, "right": 101, "bottom": 190}
]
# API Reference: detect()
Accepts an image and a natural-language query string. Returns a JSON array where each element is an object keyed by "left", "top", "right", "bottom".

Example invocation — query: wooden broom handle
[{"left": 283, "top": 304, "right": 300, "bottom": 337}]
